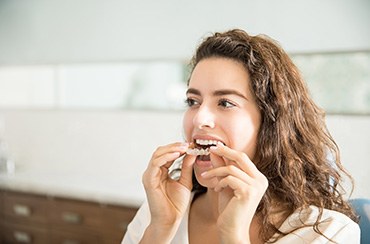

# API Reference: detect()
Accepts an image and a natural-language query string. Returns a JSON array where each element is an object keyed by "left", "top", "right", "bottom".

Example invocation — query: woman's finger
[
  {"left": 214, "top": 175, "right": 266, "bottom": 202},
  {"left": 151, "top": 151, "right": 182, "bottom": 168},
  {"left": 151, "top": 142, "right": 189, "bottom": 159},
  {"left": 214, "top": 175, "right": 248, "bottom": 200},
  {"left": 201, "top": 165, "right": 253, "bottom": 184},
  {"left": 210, "top": 143, "right": 259, "bottom": 178},
  {"left": 178, "top": 154, "right": 196, "bottom": 190},
  {"left": 210, "top": 151, "right": 226, "bottom": 169},
  {"left": 145, "top": 142, "right": 189, "bottom": 178},
  {"left": 143, "top": 151, "right": 182, "bottom": 187}
]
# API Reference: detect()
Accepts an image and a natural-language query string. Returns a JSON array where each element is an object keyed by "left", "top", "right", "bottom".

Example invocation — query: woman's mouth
[{"left": 186, "top": 139, "right": 223, "bottom": 160}]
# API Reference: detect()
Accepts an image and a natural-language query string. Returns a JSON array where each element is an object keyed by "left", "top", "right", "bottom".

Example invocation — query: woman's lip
[{"left": 195, "top": 157, "right": 213, "bottom": 167}]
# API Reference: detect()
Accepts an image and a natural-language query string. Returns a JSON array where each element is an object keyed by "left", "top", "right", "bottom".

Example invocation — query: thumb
[{"left": 178, "top": 154, "right": 196, "bottom": 190}]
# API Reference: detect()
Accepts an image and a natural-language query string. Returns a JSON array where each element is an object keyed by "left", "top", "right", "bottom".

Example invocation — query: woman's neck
[
  {"left": 190, "top": 189, "right": 265, "bottom": 244},
  {"left": 194, "top": 189, "right": 220, "bottom": 222}
]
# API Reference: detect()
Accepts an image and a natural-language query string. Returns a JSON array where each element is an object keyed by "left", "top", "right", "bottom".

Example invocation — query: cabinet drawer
[
  {"left": 0, "top": 190, "right": 139, "bottom": 243},
  {"left": 0, "top": 221, "right": 4, "bottom": 241},
  {"left": 49, "top": 198, "right": 101, "bottom": 229},
  {"left": 3, "top": 191, "right": 48, "bottom": 224},
  {"left": 100, "top": 206, "right": 137, "bottom": 239},
  {"left": 2, "top": 222, "right": 49, "bottom": 244},
  {"left": 0, "top": 190, "right": 4, "bottom": 217},
  {"left": 50, "top": 229, "right": 99, "bottom": 244}
]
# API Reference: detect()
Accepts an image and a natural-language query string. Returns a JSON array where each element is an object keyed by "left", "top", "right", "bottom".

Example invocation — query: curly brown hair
[{"left": 188, "top": 29, "right": 358, "bottom": 242}]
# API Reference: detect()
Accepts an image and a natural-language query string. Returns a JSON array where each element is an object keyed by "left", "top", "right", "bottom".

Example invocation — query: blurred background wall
[{"left": 0, "top": 0, "right": 369, "bottom": 64}]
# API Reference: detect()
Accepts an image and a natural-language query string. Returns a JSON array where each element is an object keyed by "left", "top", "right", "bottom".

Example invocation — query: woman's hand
[
  {"left": 141, "top": 142, "right": 196, "bottom": 237},
  {"left": 202, "top": 142, "right": 268, "bottom": 243}
]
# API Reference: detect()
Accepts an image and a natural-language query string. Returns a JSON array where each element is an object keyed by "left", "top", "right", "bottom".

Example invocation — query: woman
[{"left": 122, "top": 29, "right": 360, "bottom": 243}]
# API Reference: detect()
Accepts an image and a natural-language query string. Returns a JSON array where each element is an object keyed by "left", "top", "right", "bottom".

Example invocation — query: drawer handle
[
  {"left": 13, "top": 204, "right": 31, "bottom": 217},
  {"left": 13, "top": 231, "right": 32, "bottom": 243},
  {"left": 62, "top": 212, "right": 82, "bottom": 224}
]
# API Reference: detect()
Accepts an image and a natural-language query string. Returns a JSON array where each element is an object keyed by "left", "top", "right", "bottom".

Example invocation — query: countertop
[{"left": 0, "top": 168, "right": 145, "bottom": 208}]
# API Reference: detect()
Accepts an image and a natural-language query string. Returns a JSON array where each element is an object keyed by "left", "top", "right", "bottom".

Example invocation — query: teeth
[
  {"left": 186, "top": 148, "right": 210, "bottom": 156},
  {"left": 195, "top": 139, "right": 220, "bottom": 146},
  {"left": 186, "top": 139, "right": 224, "bottom": 156}
]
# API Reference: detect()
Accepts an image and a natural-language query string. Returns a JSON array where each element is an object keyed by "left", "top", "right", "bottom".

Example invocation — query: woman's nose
[{"left": 193, "top": 105, "right": 215, "bottom": 129}]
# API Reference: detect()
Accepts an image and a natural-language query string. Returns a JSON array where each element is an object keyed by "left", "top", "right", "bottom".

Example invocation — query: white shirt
[{"left": 122, "top": 196, "right": 360, "bottom": 244}]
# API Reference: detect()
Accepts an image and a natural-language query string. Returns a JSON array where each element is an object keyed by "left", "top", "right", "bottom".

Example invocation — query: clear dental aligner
[
  {"left": 186, "top": 148, "right": 210, "bottom": 156},
  {"left": 186, "top": 139, "right": 222, "bottom": 156}
]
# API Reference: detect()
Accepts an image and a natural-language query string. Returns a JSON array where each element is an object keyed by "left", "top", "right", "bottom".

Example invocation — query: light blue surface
[{"left": 350, "top": 198, "right": 370, "bottom": 244}]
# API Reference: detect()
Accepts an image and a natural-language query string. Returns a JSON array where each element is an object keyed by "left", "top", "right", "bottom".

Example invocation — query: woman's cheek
[{"left": 182, "top": 111, "right": 193, "bottom": 142}]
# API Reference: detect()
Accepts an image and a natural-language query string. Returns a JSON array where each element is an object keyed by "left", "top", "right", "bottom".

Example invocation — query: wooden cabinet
[
  {"left": 0, "top": 190, "right": 138, "bottom": 244},
  {"left": 1, "top": 191, "right": 49, "bottom": 244},
  {"left": 1, "top": 222, "right": 49, "bottom": 244}
]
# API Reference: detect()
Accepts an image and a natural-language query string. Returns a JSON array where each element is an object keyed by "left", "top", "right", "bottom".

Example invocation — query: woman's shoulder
[
  {"left": 283, "top": 205, "right": 357, "bottom": 228},
  {"left": 273, "top": 205, "right": 360, "bottom": 243}
]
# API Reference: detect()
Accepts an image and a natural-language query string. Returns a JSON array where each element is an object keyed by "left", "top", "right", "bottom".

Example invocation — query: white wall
[
  {"left": 0, "top": 0, "right": 369, "bottom": 64},
  {"left": 0, "top": 110, "right": 184, "bottom": 193},
  {"left": 0, "top": 110, "right": 369, "bottom": 198},
  {"left": 326, "top": 116, "right": 370, "bottom": 198}
]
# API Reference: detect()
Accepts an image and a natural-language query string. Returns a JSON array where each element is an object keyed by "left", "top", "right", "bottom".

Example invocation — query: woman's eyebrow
[
  {"left": 213, "top": 89, "right": 249, "bottom": 101},
  {"left": 186, "top": 88, "right": 201, "bottom": 96},
  {"left": 186, "top": 88, "right": 249, "bottom": 101}
]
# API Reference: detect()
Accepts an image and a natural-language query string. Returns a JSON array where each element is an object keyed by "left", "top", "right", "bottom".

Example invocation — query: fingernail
[
  {"left": 180, "top": 142, "right": 189, "bottom": 149},
  {"left": 210, "top": 145, "right": 217, "bottom": 151},
  {"left": 201, "top": 171, "right": 208, "bottom": 177}
]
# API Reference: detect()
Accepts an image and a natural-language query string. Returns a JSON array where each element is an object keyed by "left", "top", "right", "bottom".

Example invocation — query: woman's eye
[
  {"left": 185, "top": 98, "right": 199, "bottom": 107},
  {"left": 218, "top": 99, "right": 236, "bottom": 108}
]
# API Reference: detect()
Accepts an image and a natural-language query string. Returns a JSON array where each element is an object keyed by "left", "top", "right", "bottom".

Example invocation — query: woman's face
[{"left": 183, "top": 57, "right": 261, "bottom": 188}]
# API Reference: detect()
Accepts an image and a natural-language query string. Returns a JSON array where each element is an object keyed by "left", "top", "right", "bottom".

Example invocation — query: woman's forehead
[{"left": 188, "top": 58, "right": 254, "bottom": 98}]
